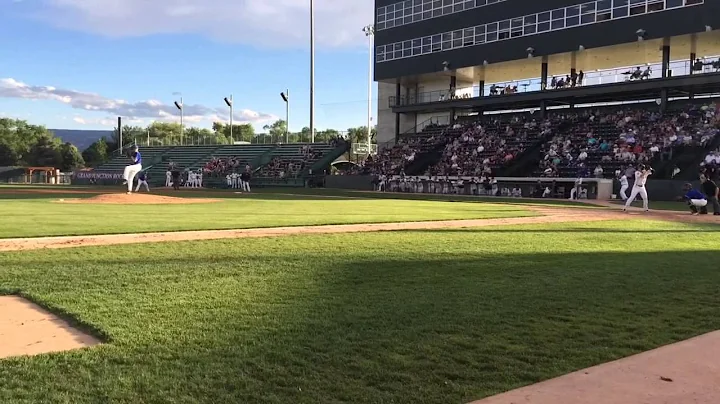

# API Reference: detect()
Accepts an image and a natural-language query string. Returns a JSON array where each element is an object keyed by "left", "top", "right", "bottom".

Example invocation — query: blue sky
[{"left": 0, "top": 0, "right": 377, "bottom": 133}]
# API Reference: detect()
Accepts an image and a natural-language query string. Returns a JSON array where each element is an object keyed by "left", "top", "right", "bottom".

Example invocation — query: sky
[{"left": 0, "top": 0, "right": 378, "bottom": 133}]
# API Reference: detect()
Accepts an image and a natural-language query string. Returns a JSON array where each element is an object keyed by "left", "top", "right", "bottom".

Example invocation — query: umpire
[{"left": 700, "top": 174, "right": 720, "bottom": 215}]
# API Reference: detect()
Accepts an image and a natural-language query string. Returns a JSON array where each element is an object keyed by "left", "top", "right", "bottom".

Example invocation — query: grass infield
[{"left": 1, "top": 219, "right": 720, "bottom": 403}]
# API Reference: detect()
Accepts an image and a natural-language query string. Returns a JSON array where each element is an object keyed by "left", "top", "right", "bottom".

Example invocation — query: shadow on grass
[
  {"left": 2, "top": 248, "right": 719, "bottom": 403},
  {"left": 0, "top": 288, "right": 112, "bottom": 344}
]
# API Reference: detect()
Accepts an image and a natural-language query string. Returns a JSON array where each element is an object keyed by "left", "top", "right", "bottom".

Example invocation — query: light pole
[
  {"left": 310, "top": 0, "right": 315, "bottom": 143},
  {"left": 362, "top": 24, "right": 374, "bottom": 155},
  {"left": 280, "top": 90, "right": 289, "bottom": 143},
  {"left": 173, "top": 93, "right": 183, "bottom": 145},
  {"left": 224, "top": 95, "right": 233, "bottom": 143}
]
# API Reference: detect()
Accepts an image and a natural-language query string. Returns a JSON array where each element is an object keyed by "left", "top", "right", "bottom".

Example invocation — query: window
[
  {"left": 374, "top": 0, "right": 509, "bottom": 30},
  {"left": 377, "top": 0, "right": 705, "bottom": 61},
  {"left": 629, "top": 0, "right": 645, "bottom": 14},
  {"left": 647, "top": 0, "right": 664, "bottom": 11}
]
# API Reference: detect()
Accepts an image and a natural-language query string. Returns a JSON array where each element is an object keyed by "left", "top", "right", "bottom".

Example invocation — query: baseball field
[{"left": 1, "top": 185, "right": 719, "bottom": 403}]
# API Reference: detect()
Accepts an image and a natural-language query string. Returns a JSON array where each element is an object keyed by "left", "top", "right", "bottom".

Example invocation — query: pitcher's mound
[
  {"left": 0, "top": 296, "right": 100, "bottom": 359},
  {"left": 61, "top": 193, "right": 220, "bottom": 204}
]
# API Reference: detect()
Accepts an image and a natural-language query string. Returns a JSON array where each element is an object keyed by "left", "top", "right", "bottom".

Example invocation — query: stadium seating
[
  {"left": 535, "top": 103, "right": 719, "bottom": 179},
  {"left": 367, "top": 101, "right": 719, "bottom": 181},
  {"left": 95, "top": 146, "right": 171, "bottom": 173},
  {"left": 255, "top": 143, "right": 337, "bottom": 178},
  {"left": 90, "top": 141, "right": 348, "bottom": 186}
]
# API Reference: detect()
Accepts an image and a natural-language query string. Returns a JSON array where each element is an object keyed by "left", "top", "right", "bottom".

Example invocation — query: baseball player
[
  {"left": 623, "top": 164, "right": 653, "bottom": 212},
  {"left": 135, "top": 171, "right": 150, "bottom": 193},
  {"left": 618, "top": 173, "right": 629, "bottom": 200},
  {"left": 682, "top": 183, "right": 707, "bottom": 215},
  {"left": 241, "top": 170, "right": 251, "bottom": 192},
  {"left": 122, "top": 145, "right": 142, "bottom": 194}
]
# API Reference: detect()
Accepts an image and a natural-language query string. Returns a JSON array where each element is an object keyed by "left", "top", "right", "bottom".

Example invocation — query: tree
[
  {"left": 110, "top": 125, "right": 145, "bottom": 150},
  {"left": 27, "top": 134, "right": 61, "bottom": 167},
  {"left": 58, "top": 142, "right": 85, "bottom": 171},
  {"left": 346, "top": 126, "right": 377, "bottom": 145},
  {"left": 147, "top": 122, "right": 183, "bottom": 145},
  {"left": 212, "top": 122, "right": 254, "bottom": 143},
  {"left": 262, "top": 120, "right": 287, "bottom": 143},
  {"left": 82, "top": 138, "right": 109, "bottom": 167},
  {"left": 0, "top": 141, "right": 19, "bottom": 166},
  {"left": 0, "top": 118, "right": 52, "bottom": 165}
]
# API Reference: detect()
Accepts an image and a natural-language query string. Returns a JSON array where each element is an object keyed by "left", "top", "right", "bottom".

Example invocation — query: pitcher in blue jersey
[{"left": 123, "top": 145, "right": 142, "bottom": 194}]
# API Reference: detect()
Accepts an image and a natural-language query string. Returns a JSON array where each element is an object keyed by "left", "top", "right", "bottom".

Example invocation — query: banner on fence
[{"left": 73, "top": 171, "right": 123, "bottom": 180}]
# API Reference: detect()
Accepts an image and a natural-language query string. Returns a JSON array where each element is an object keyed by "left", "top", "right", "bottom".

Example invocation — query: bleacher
[
  {"left": 533, "top": 102, "right": 719, "bottom": 179},
  {"left": 144, "top": 145, "right": 219, "bottom": 180},
  {"left": 87, "top": 140, "right": 348, "bottom": 187},
  {"left": 256, "top": 143, "right": 336, "bottom": 177},
  {"left": 95, "top": 146, "right": 172, "bottom": 173},
  {"left": 207, "top": 144, "right": 275, "bottom": 172}
]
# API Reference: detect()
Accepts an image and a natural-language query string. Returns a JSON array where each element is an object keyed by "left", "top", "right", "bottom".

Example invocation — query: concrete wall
[{"left": 377, "top": 82, "right": 418, "bottom": 145}]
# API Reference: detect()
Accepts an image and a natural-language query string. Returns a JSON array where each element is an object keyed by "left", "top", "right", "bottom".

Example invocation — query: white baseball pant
[
  {"left": 123, "top": 164, "right": 142, "bottom": 192},
  {"left": 624, "top": 186, "right": 648, "bottom": 210}
]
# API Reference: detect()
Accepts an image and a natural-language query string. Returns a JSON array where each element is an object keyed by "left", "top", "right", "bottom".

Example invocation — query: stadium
[{"left": 1, "top": 0, "right": 720, "bottom": 403}]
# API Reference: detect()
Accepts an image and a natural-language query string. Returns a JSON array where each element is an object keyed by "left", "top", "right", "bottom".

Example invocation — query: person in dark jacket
[{"left": 700, "top": 175, "right": 720, "bottom": 215}]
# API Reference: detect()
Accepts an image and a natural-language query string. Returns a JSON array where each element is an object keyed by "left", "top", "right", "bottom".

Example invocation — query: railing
[
  {"left": 388, "top": 56, "right": 720, "bottom": 107},
  {"left": 133, "top": 131, "right": 352, "bottom": 147}
]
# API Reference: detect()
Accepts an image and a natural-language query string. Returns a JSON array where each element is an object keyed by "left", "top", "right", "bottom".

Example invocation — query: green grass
[
  {"left": 1, "top": 220, "right": 720, "bottom": 403},
  {"left": 0, "top": 189, "right": 535, "bottom": 238}
]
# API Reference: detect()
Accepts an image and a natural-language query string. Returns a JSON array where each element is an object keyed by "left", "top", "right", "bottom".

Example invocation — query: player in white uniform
[
  {"left": 569, "top": 177, "right": 583, "bottom": 200},
  {"left": 165, "top": 170, "right": 172, "bottom": 187},
  {"left": 618, "top": 174, "right": 629, "bottom": 200},
  {"left": 623, "top": 164, "right": 653, "bottom": 212},
  {"left": 122, "top": 145, "right": 142, "bottom": 194}
]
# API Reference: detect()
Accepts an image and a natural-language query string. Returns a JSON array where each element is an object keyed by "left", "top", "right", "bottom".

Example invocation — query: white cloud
[
  {"left": 36, "top": 0, "right": 373, "bottom": 48},
  {"left": 0, "top": 78, "right": 277, "bottom": 126}
]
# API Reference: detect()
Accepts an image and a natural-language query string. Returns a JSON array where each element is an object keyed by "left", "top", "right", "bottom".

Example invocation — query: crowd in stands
[
  {"left": 203, "top": 156, "right": 246, "bottom": 177},
  {"left": 427, "top": 117, "right": 551, "bottom": 177},
  {"left": 550, "top": 70, "right": 585, "bottom": 89},
  {"left": 256, "top": 144, "right": 326, "bottom": 178},
  {"left": 538, "top": 103, "right": 719, "bottom": 178}
]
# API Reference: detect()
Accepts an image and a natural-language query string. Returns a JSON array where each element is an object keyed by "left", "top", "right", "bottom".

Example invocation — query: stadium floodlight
[
  {"left": 363, "top": 24, "right": 375, "bottom": 154},
  {"left": 578, "top": 45, "right": 585, "bottom": 51},
  {"left": 173, "top": 92, "right": 184, "bottom": 145},
  {"left": 224, "top": 95, "right": 233, "bottom": 142},
  {"left": 526, "top": 47, "right": 535, "bottom": 58},
  {"left": 310, "top": 0, "right": 315, "bottom": 143},
  {"left": 635, "top": 29, "right": 646, "bottom": 41},
  {"left": 280, "top": 91, "right": 289, "bottom": 143}
]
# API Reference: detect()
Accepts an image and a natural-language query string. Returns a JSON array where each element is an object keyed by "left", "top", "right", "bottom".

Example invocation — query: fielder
[
  {"left": 623, "top": 164, "right": 653, "bottom": 212},
  {"left": 682, "top": 183, "right": 707, "bottom": 215},
  {"left": 618, "top": 173, "right": 629, "bottom": 200},
  {"left": 135, "top": 171, "right": 150, "bottom": 193},
  {"left": 123, "top": 145, "right": 142, "bottom": 194}
]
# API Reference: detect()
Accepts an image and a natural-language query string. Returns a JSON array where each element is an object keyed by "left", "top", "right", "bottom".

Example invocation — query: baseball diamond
[
  {"left": 1, "top": 185, "right": 719, "bottom": 404},
  {"left": 2, "top": 0, "right": 720, "bottom": 401}
]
